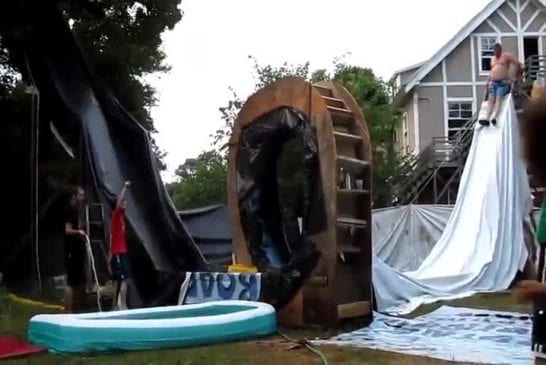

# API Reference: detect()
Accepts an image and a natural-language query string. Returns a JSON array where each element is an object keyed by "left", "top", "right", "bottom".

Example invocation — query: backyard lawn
[{"left": 0, "top": 288, "right": 531, "bottom": 365}]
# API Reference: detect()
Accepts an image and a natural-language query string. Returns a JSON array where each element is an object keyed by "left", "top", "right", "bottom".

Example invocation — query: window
[
  {"left": 402, "top": 113, "right": 409, "bottom": 152},
  {"left": 447, "top": 101, "right": 473, "bottom": 139},
  {"left": 479, "top": 36, "right": 499, "bottom": 73}
]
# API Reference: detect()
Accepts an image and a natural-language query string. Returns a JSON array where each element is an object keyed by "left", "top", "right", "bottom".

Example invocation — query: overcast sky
[{"left": 149, "top": 0, "right": 490, "bottom": 181}]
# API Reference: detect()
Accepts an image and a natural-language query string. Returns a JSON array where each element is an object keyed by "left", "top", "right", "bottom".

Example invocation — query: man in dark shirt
[{"left": 64, "top": 185, "right": 86, "bottom": 312}]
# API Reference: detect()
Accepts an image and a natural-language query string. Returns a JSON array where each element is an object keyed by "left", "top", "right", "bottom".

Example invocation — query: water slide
[
  {"left": 7, "top": 0, "right": 206, "bottom": 304},
  {"left": 373, "top": 95, "right": 533, "bottom": 315}
]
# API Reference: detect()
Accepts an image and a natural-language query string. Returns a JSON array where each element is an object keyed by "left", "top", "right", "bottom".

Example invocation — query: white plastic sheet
[
  {"left": 373, "top": 95, "right": 532, "bottom": 314},
  {"left": 373, "top": 205, "right": 453, "bottom": 272}
]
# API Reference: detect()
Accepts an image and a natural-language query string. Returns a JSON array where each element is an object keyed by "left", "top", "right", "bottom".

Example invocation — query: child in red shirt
[{"left": 109, "top": 181, "right": 131, "bottom": 310}]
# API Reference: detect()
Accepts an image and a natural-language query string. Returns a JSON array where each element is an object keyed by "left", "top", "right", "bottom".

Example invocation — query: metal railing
[
  {"left": 393, "top": 114, "right": 476, "bottom": 204},
  {"left": 522, "top": 55, "right": 546, "bottom": 87}
]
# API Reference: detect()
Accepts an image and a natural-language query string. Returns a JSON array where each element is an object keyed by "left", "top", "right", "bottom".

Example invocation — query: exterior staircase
[{"left": 393, "top": 116, "right": 476, "bottom": 205}]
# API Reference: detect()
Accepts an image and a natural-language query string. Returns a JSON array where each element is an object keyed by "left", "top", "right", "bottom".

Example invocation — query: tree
[
  {"left": 168, "top": 150, "right": 227, "bottom": 210},
  {"left": 328, "top": 63, "right": 406, "bottom": 207},
  {"left": 212, "top": 56, "right": 315, "bottom": 152},
  {"left": 212, "top": 57, "right": 405, "bottom": 207},
  {"left": 0, "top": 0, "right": 180, "bottom": 169},
  {"left": 173, "top": 57, "right": 406, "bottom": 210}
]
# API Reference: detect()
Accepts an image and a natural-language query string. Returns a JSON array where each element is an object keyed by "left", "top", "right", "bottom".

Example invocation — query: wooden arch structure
[{"left": 227, "top": 77, "right": 373, "bottom": 326}]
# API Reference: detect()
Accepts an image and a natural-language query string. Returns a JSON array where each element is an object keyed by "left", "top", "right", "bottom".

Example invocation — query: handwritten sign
[{"left": 183, "top": 272, "right": 262, "bottom": 304}]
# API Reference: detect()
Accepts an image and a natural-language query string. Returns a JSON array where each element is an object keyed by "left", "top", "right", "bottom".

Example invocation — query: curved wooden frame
[{"left": 227, "top": 76, "right": 373, "bottom": 325}]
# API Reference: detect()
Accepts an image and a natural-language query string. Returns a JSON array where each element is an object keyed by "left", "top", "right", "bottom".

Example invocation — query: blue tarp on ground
[{"left": 314, "top": 305, "right": 533, "bottom": 364}]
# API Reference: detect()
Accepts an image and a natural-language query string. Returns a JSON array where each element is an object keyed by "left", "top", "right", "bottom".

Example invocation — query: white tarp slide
[
  {"left": 372, "top": 205, "right": 453, "bottom": 272},
  {"left": 373, "top": 95, "right": 532, "bottom": 315}
]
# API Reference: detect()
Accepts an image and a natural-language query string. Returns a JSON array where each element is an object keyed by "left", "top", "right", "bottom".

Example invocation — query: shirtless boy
[{"left": 478, "top": 43, "right": 522, "bottom": 126}]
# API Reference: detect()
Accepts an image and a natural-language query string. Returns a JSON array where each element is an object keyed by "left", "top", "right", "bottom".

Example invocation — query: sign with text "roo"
[{"left": 183, "top": 272, "right": 262, "bottom": 304}]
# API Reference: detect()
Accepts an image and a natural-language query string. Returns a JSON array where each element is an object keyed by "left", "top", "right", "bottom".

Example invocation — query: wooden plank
[
  {"left": 337, "top": 188, "right": 370, "bottom": 195},
  {"left": 337, "top": 156, "right": 370, "bottom": 175},
  {"left": 313, "top": 84, "right": 333, "bottom": 97},
  {"left": 337, "top": 301, "right": 371, "bottom": 319},
  {"left": 337, "top": 217, "right": 368, "bottom": 228},
  {"left": 334, "top": 131, "right": 362, "bottom": 145},
  {"left": 278, "top": 290, "right": 304, "bottom": 326},
  {"left": 322, "top": 96, "right": 346, "bottom": 109}
]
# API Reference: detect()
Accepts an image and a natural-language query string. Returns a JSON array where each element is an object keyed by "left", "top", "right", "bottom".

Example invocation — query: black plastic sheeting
[
  {"left": 237, "top": 106, "right": 325, "bottom": 308},
  {"left": 7, "top": 0, "right": 206, "bottom": 305}
]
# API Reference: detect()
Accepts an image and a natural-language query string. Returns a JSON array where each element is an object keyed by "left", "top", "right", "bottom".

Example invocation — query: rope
[
  {"left": 24, "top": 53, "right": 42, "bottom": 292},
  {"left": 84, "top": 234, "right": 102, "bottom": 311},
  {"left": 276, "top": 330, "right": 328, "bottom": 365}
]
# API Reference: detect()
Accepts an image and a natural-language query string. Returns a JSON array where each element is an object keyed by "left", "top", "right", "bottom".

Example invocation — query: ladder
[
  {"left": 310, "top": 83, "right": 373, "bottom": 323},
  {"left": 84, "top": 203, "right": 110, "bottom": 292}
]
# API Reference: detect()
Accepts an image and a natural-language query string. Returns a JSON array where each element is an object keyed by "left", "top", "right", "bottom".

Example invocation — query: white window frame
[
  {"left": 446, "top": 99, "right": 474, "bottom": 139},
  {"left": 478, "top": 35, "right": 500, "bottom": 75},
  {"left": 401, "top": 112, "right": 409, "bottom": 151}
]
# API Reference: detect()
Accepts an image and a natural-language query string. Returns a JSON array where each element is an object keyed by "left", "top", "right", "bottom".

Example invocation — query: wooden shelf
[
  {"left": 337, "top": 156, "right": 370, "bottom": 175},
  {"left": 334, "top": 131, "right": 362, "bottom": 145},
  {"left": 337, "top": 217, "right": 368, "bottom": 229}
]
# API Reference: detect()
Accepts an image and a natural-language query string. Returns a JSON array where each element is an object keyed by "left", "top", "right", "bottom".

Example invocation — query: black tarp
[
  {"left": 178, "top": 205, "right": 232, "bottom": 264},
  {"left": 236, "top": 106, "right": 325, "bottom": 308},
  {"left": 3, "top": 0, "right": 206, "bottom": 304}
]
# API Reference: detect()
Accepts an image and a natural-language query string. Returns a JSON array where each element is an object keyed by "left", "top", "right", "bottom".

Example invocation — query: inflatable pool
[{"left": 28, "top": 300, "right": 276, "bottom": 353}]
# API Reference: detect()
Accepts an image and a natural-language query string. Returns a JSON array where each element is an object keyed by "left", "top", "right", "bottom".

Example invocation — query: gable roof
[
  {"left": 389, "top": 61, "right": 426, "bottom": 83},
  {"left": 403, "top": 0, "right": 505, "bottom": 94}
]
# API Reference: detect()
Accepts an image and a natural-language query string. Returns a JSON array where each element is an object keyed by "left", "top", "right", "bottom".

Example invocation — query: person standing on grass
[
  {"left": 63, "top": 185, "right": 87, "bottom": 313},
  {"left": 109, "top": 181, "right": 131, "bottom": 310}
]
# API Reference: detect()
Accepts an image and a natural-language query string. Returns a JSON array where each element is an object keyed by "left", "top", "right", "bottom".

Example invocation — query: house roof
[
  {"left": 403, "top": 0, "right": 506, "bottom": 95},
  {"left": 391, "top": 61, "right": 426, "bottom": 79}
]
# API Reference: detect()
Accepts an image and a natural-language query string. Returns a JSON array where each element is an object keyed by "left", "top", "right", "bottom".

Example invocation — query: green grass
[{"left": 0, "top": 288, "right": 531, "bottom": 365}]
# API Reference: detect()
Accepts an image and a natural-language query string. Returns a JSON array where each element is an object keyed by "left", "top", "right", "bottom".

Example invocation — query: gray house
[{"left": 392, "top": 0, "right": 546, "bottom": 155}]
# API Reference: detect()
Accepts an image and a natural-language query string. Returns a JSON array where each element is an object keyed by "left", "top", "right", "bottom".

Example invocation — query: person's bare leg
[
  {"left": 112, "top": 281, "right": 120, "bottom": 310},
  {"left": 118, "top": 280, "right": 128, "bottom": 310},
  {"left": 485, "top": 95, "right": 496, "bottom": 121},
  {"left": 480, "top": 92, "right": 495, "bottom": 126},
  {"left": 491, "top": 95, "right": 505, "bottom": 125},
  {"left": 63, "top": 286, "right": 73, "bottom": 312}
]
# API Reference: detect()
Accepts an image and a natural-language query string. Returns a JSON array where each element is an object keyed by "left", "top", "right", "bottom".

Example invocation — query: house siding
[
  {"left": 395, "top": 98, "right": 416, "bottom": 154},
  {"left": 521, "top": 1, "right": 539, "bottom": 24},
  {"left": 475, "top": 22, "right": 496, "bottom": 33},
  {"left": 446, "top": 39, "right": 472, "bottom": 82},
  {"left": 395, "top": 0, "right": 546, "bottom": 156},
  {"left": 447, "top": 86, "right": 473, "bottom": 98},
  {"left": 422, "top": 64, "right": 443, "bottom": 83},
  {"left": 488, "top": 12, "right": 515, "bottom": 32},
  {"left": 527, "top": 12, "right": 546, "bottom": 32},
  {"left": 418, "top": 86, "right": 445, "bottom": 148},
  {"left": 499, "top": 2, "right": 518, "bottom": 26},
  {"left": 400, "top": 68, "right": 419, "bottom": 85}
]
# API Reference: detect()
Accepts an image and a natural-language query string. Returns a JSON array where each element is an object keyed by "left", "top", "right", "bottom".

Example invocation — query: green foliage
[
  {"left": 328, "top": 62, "right": 404, "bottom": 206},
  {"left": 168, "top": 150, "right": 227, "bottom": 210},
  {"left": 174, "top": 56, "right": 407, "bottom": 209},
  {"left": 60, "top": 0, "right": 182, "bottom": 130},
  {"left": 0, "top": 0, "right": 180, "bottom": 169}
]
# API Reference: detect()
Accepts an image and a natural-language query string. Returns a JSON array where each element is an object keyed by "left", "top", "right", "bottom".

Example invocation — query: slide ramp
[{"left": 374, "top": 95, "right": 532, "bottom": 314}]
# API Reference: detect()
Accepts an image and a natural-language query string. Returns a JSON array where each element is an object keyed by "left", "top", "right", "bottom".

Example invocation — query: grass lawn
[{"left": 0, "top": 288, "right": 531, "bottom": 365}]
